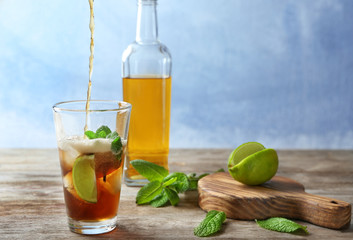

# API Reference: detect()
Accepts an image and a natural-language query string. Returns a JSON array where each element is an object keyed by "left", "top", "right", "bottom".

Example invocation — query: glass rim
[{"left": 52, "top": 100, "right": 131, "bottom": 113}]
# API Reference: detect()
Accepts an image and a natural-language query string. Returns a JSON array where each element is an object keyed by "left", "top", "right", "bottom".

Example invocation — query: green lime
[
  {"left": 228, "top": 142, "right": 278, "bottom": 185},
  {"left": 228, "top": 142, "right": 265, "bottom": 169},
  {"left": 72, "top": 154, "right": 97, "bottom": 203}
]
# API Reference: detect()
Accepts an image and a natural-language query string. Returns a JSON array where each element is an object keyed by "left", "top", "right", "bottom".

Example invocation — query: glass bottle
[{"left": 122, "top": 0, "right": 172, "bottom": 186}]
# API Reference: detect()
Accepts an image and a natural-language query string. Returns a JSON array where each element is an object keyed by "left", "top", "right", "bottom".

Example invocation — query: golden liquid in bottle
[{"left": 123, "top": 76, "right": 171, "bottom": 179}]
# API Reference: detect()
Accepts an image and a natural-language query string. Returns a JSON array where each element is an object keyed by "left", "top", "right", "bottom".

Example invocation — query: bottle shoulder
[{"left": 122, "top": 41, "right": 171, "bottom": 62}]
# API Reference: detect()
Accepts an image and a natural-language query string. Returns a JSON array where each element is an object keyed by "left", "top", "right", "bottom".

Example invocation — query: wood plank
[{"left": 0, "top": 149, "right": 352, "bottom": 239}]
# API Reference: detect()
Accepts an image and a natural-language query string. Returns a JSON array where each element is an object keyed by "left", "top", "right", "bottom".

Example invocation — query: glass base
[
  {"left": 124, "top": 175, "right": 149, "bottom": 187},
  {"left": 68, "top": 216, "right": 117, "bottom": 235}
]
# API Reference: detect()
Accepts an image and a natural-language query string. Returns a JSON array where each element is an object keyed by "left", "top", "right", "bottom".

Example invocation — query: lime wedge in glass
[
  {"left": 228, "top": 142, "right": 278, "bottom": 185},
  {"left": 72, "top": 154, "right": 97, "bottom": 203}
]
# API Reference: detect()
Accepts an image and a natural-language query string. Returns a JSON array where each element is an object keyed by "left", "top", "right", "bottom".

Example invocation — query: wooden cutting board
[{"left": 198, "top": 172, "right": 351, "bottom": 229}]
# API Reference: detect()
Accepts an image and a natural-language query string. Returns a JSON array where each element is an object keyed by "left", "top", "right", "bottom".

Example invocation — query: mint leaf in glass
[
  {"left": 194, "top": 210, "right": 226, "bottom": 237},
  {"left": 150, "top": 189, "right": 169, "bottom": 208},
  {"left": 96, "top": 125, "right": 111, "bottom": 138},
  {"left": 136, "top": 181, "right": 164, "bottom": 205},
  {"left": 107, "top": 131, "right": 119, "bottom": 139},
  {"left": 84, "top": 130, "right": 97, "bottom": 139},
  {"left": 111, "top": 136, "right": 122, "bottom": 154},
  {"left": 131, "top": 159, "right": 169, "bottom": 182},
  {"left": 85, "top": 126, "right": 122, "bottom": 159},
  {"left": 85, "top": 125, "right": 114, "bottom": 139},
  {"left": 255, "top": 217, "right": 309, "bottom": 234}
]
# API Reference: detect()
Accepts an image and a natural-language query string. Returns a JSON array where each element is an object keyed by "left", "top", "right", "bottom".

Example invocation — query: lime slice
[
  {"left": 72, "top": 154, "right": 97, "bottom": 203},
  {"left": 228, "top": 142, "right": 265, "bottom": 169},
  {"left": 228, "top": 142, "right": 278, "bottom": 185}
]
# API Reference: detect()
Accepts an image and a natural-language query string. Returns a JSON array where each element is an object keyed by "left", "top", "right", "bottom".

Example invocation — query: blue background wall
[{"left": 0, "top": 0, "right": 352, "bottom": 149}]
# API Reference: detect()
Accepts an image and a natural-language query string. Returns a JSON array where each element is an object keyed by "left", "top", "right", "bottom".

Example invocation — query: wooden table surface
[{"left": 0, "top": 149, "right": 352, "bottom": 239}]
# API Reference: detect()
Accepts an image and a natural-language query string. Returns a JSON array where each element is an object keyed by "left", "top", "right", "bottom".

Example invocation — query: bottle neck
[{"left": 136, "top": 0, "right": 158, "bottom": 44}]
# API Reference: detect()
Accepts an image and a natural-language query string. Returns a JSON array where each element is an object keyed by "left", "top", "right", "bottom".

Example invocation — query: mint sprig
[
  {"left": 255, "top": 217, "right": 309, "bottom": 234},
  {"left": 163, "top": 172, "right": 189, "bottom": 193},
  {"left": 194, "top": 210, "right": 226, "bottom": 237},
  {"left": 131, "top": 160, "right": 221, "bottom": 207},
  {"left": 85, "top": 125, "right": 112, "bottom": 139},
  {"left": 84, "top": 125, "right": 123, "bottom": 159},
  {"left": 131, "top": 160, "right": 183, "bottom": 207}
]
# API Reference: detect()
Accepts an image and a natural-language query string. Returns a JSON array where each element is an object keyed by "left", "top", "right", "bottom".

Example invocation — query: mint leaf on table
[
  {"left": 150, "top": 189, "right": 169, "bottom": 207},
  {"left": 255, "top": 217, "right": 309, "bottom": 234},
  {"left": 163, "top": 172, "right": 189, "bottom": 193},
  {"left": 149, "top": 185, "right": 179, "bottom": 207},
  {"left": 162, "top": 177, "right": 177, "bottom": 187},
  {"left": 149, "top": 181, "right": 180, "bottom": 208},
  {"left": 164, "top": 188, "right": 180, "bottom": 206},
  {"left": 194, "top": 210, "right": 226, "bottom": 237},
  {"left": 136, "top": 181, "right": 164, "bottom": 205},
  {"left": 130, "top": 159, "right": 169, "bottom": 182}
]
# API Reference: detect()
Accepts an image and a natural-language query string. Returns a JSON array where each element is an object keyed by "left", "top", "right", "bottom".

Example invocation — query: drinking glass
[{"left": 53, "top": 100, "right": 131, "bottom": 234}]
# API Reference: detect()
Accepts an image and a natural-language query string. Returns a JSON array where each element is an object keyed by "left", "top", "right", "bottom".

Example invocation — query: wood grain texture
[
  {"left": 0, "top": 149, "right": 353, "bottom": 239},
  {"left": 198, "top": 172, "right": 351, "bottom": 229}
]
